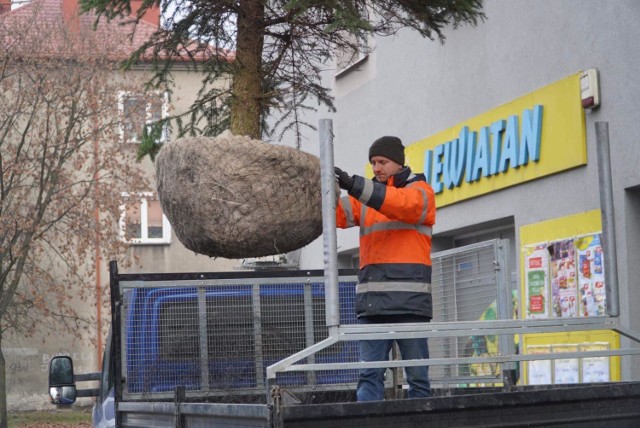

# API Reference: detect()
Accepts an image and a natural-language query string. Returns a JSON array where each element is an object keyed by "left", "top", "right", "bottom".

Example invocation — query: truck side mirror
[{"left": 49, "top": 356, "right": 77, "bottom": 405}]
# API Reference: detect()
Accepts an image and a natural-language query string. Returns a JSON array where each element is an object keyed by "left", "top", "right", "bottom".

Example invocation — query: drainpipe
[
  {"left": 595, "top": 122, "right": 620, "bottom": 317},
  {"left": 93, "top": 127, "right": 103, "bottom": 370}
]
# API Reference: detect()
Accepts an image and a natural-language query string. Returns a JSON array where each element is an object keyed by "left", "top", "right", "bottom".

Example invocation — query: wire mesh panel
[
  {"left": 116, "top": 240, "right": 509, "bottom": 401},
  {"left": 430, "top": 240, "right": 508, "bottom": 385},
  {"left": 118, "top": 274, "right": 359, "bottom": 401}
]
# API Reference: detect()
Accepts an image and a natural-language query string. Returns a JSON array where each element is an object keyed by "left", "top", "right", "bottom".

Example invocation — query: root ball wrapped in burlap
[{"left": 155, "top": 132, "right": 331, "bottom": 258}]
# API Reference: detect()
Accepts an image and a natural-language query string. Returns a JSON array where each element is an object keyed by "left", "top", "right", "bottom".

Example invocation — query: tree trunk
[
  {"left": 0, "top": 333, "right": 7, "bottom": 428},
  {"left": 230, "top": 0, "right": 265, "bottom": 139}
]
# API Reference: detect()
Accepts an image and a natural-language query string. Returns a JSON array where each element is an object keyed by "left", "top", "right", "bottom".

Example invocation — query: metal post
[
  {"left": 197, "top": 287, "right": 210, "bottom": 391},
  {"left": 174, "top": 385, "right": 186, "bottom": 428},
  {"left": 495, "top": 239, "right": 516, "bottom": 389},
  {"left": 595, "top": 122, "right": 620, "bottom": 317},
  {"left": 319, "top": 119, "right": 340, "bottom": 328},
  {"left": 303, "top": 281, "right": 317, "bottom": 385},
  {"left": 109, "top": 260, "right": 123, "bottom": 428},
  {"left": 391, "top": 345, "right": 400, "bottom": 399},
  {"left": 252, "top": 284, "right": 264, "bottom": 390}
]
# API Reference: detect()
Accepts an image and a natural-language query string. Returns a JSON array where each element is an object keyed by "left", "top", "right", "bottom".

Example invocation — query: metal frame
[
  {"left": 111, "top": 119, "right": 640, "bottom": 414},
  {"left": 267, "top": 317, "right": 640, "bottom": 374},
  {"left": 265, "top": 119, "right": 640, "bottom": 402},
  {"left": 112, "top": 265, "right": 361, "bottom": 401}
]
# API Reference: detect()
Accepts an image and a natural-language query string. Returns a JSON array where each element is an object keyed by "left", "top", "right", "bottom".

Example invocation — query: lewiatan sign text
[
  {"left": 424, "top": 105, "right": 543, "bottom": 194},
  {"left": 402, "top": 72, "right": 587, "bottom": 207}
]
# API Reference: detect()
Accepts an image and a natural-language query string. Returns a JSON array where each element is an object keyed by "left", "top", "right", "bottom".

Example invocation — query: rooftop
[{"left": 0, "top": 0, "right": 230, "bottom": 62}]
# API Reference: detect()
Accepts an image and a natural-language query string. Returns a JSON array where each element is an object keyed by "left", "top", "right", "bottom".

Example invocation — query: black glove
[{"left": 334, "top": 167, "right": 355, "bottom": 192}]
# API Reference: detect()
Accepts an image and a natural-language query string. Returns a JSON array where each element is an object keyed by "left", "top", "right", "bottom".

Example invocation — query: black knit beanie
[{"left": 369, "top": 136, "right": 405, "bottom": 165}]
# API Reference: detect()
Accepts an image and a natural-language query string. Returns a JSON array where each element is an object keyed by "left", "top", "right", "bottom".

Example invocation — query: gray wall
[{"left": 285, "top": 0, "right": 640, "bottom": 379}]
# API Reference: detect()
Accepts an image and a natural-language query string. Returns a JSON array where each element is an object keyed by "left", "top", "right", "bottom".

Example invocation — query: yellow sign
[{"left": 404, "top": 72, "right": 587, "bottom": 207}]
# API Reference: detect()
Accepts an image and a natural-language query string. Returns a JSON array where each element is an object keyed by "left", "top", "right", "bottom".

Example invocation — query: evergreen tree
[{"left": 82, "top": 0, "right": 485, "bottom": 147}]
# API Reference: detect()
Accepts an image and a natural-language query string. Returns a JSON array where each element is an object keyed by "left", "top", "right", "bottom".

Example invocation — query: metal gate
[
  {"left": 429, "top": 239, "right": 513, "bottom": 386},
  {"left": 268, "top": 239, "right": 515, "bottom": 391}
]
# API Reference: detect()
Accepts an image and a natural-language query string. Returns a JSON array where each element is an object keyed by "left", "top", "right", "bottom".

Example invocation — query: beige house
[{"left": 0, "top": 0, "right": 241, "bottom": 410}]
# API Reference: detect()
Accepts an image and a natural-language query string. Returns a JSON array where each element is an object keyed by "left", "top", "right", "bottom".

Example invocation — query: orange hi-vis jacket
[{"left": 336, "top": 167, "right": 436, "bottom": 319}]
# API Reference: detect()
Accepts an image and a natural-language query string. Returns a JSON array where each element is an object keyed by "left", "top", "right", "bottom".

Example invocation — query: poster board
[
  {"left": 519, "top": 210, "right": 620, "bottom": 384},
  {"left": 523, "top": 243, "right": 550, "bottom": 319},
  {"left": 581, "top": 342, "right": 610, "bottom": 382},
  {"left": 527, "top": 345, "right": 552, "bottom": 385},
  {"left": 523, "top": 233, "right": 606, "bottom": 319},
  {"left": 549, "top": 239, "right": 578, "bottom": 318},
  {"left": 552, "top": 344, "right": 580, "bottom": 384},
  {"left": 522, "top": 332, "right": 619, "bottom": 385},
  {"left": 576, "top": 234, "right": 606, "bottom": 317}
]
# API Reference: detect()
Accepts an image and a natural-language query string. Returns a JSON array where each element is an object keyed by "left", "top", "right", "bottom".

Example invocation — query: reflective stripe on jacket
[{"left": 336, "top": 167, "right": 436, "bottom": 318}]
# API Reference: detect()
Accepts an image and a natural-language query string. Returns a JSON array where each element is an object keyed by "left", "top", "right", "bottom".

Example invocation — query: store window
[
  {"left": 119, "top": 192, "right": 171, "bottom": 244},
  {"left": 118, "top": 91, "right": 168, "bottom": 144}
]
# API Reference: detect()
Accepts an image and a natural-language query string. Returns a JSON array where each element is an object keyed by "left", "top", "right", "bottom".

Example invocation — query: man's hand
[{"left": 334, "top": 167, "right": 355, "bottom": 192}]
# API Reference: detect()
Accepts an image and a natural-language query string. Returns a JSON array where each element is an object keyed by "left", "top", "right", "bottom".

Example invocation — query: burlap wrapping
[{"left": 155, "top": 132, "right": 331, "bottom": 258}]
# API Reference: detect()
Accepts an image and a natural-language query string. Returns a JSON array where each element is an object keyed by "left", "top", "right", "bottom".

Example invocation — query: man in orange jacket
[{"left": 335, "top": 136, "right": 436, "bottom": 401}]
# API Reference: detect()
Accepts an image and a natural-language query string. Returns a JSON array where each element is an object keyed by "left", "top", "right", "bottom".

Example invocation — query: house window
[
  {"left": 10, "top": 0, "right": 29, "bottom": 11},
  {"left": 118, "top": 91, "right": 168, "bottom": 144},
  {"left": 334, "top": 32, "right": 369, "bottom": 78},
  {"left": 120, "top": 193, "right": 171, "bottom": 244}
]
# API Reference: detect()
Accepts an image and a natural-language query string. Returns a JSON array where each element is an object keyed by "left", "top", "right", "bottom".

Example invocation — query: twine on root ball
[{"left": 155, "top": 131, "right": 334, "bottom": 258}]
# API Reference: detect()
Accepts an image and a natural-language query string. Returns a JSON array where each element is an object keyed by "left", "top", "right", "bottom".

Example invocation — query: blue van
[{"left": 49, "top": 265, "right": 360, "bottom": 427}]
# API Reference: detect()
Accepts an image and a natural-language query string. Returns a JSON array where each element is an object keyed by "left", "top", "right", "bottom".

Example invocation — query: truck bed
[
  {"left": 118, "top": 382, "right": 640, "bottom": 427},
  {"left": 279, "top": 382, "right": 640, "bottom": 427}
]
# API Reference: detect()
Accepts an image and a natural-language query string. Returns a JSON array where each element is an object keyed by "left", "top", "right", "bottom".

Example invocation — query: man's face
[{"left": 370, "top": 156, "right": 403, "bottom": 183}]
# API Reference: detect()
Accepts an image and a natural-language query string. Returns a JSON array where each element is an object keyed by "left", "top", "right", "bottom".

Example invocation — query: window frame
[
  {"left": 119, "top": 192, "right": 172, "bottom": 245},
  {"left": 334, "top": 33, "right": 370, "bottom": 78},
  {"left": 117, "top": 90, "right": 169, "bottom": 144}
]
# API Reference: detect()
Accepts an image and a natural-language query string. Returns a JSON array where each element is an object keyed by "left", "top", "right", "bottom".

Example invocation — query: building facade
[
  {"left": 0, "top": 0, "right": 241, "bottom": 410},
  {"left": 285, "top": 0, "right": 640, "bottom": 382},
  {"left": 4, "top": 0, "right": 639, "bottom": 411}
]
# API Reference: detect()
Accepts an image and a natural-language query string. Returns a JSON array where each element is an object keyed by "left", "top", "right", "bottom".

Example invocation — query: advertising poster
[
  {"left": 581, "top": 343, "right": 610, "bottom": 382},
  {"left": 523, "top": 244, "right": 549, "bottom": 319},
  {"left": 549, "top": 239, "right": 578, "bottom": 318},
  {"left": 527, "top": 345, "right": 552, "bottom": 385},
  {"left": 575, "top": 234, "right": 606, "bottom": 317},
  {"left": 552, "top": 344, "right": 580, "bottom": 384}
]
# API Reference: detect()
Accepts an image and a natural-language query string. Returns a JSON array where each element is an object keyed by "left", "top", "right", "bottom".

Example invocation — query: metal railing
[{"left": 265, "top": 119, "right": 640, "bottom": 402}]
